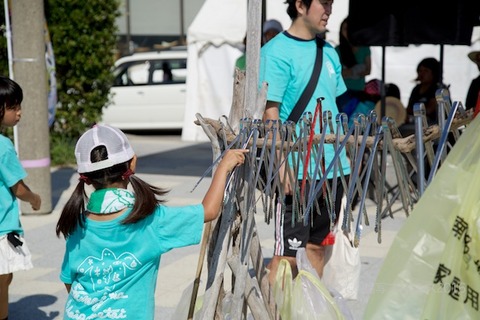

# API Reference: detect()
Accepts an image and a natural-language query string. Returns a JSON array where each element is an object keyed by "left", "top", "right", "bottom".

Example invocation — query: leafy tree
[
  {"left": 0, "top": 1, "right": 10, "bottom": 77},
  {"left": 0, "top": 1, "right": 119, "bottom": 165},
  {"left": 46, "top": 0, "right": 120, "bottom": 140}
]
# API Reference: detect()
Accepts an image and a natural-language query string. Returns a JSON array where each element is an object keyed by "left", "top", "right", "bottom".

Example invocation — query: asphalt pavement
[{"left": 9, "top": 132, "right": 407, "bottom": 319}]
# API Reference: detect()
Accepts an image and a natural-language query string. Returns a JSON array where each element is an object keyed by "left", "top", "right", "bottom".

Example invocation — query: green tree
[
  {"left": 1, "top": 1, "right": 119, "bottom": 165},
  {"left": 0, "top": 4, "right": 7, "bottom": 77},
  {"left": 46, "top": 0, "right": 120, "bottom": 140}
]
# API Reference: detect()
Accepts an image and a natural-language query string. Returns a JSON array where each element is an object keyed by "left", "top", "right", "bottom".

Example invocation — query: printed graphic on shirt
[
  {"left": 326, "top": 61, "right": 335, "bottom": 77},
  {"left": 66, "top": 248, "right": 142, "bottom": 319}
]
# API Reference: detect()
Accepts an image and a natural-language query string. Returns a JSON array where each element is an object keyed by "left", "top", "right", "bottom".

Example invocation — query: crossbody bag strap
[{"left": 287, "top": 36, "right": 325, "bottom": 123}]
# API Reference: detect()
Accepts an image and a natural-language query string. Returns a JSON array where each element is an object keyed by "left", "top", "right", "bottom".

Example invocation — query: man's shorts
[{"left": 272, "top": 179, "right": 345, "bottom": 257}]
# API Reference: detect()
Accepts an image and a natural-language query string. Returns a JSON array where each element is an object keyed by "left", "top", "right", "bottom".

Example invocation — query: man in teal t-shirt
[{"left": 258, "top": 0, "right": 351, "bottom": 286}]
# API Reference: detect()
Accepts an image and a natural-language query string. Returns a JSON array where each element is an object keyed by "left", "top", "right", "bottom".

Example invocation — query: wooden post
[{"left": 11, "top": 0, "right": 52, "bottom": 214}]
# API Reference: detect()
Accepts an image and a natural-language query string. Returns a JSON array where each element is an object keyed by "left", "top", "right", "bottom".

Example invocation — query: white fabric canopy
[{"left": 181, "top": 0, "right": 245, "bottom": 142}]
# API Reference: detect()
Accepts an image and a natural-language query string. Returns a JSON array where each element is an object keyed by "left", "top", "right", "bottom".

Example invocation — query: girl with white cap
[{"left": 56, "top": 124, "right": 247, "bottom": 319}]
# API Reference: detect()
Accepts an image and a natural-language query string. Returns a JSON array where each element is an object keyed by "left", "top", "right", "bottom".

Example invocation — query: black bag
[{"left": 256, "top": 36, "right": 325, "bottom": 192}]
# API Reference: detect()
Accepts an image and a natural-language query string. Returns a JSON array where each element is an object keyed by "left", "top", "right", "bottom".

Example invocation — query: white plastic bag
[
  {"left": 292, "top": 269, "right": 345, "bottom": 320},
  {"left": 273, "top": 248, "right": 353, "bottom": 320},
  {"left": 273, "top": 258, "right": 293, "bottom": 319},
  {"left": 323, "top": 196, "right": 361, "bottom": 300}
]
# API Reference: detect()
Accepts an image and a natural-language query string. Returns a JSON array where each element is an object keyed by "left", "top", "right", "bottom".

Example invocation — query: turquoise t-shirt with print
[{"left": 60, "top": 203, "right": 204, "bottom": 319}]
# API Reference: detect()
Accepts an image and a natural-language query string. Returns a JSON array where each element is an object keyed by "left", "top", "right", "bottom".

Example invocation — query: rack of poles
[{"left": 186, "top": 82, "right": 473, "bottom": 318}]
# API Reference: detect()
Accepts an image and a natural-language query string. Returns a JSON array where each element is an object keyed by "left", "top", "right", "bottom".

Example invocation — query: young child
[
  {"left": 0, "top": 76, "right": 42, "bottom": 320},
  {"left": 55, "top": 124, "right": 247, "bottom": 319}
]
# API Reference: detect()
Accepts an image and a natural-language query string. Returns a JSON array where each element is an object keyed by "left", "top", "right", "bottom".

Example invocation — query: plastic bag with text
[
  {"left": 364, "top": 115, "right": 480, "bottom": 319},
  {"left": 323, "top": 196, "right": 361, "bottom": 300}
]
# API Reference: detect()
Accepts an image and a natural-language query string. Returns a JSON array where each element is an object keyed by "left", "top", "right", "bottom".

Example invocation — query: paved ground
[{"left": 9, "top": 133, "right": 408, "bottom": 319}]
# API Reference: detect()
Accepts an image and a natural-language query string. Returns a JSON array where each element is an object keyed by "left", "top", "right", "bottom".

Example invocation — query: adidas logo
[{"left": 288, "top": 237, "right": 302, "bottom": 250}]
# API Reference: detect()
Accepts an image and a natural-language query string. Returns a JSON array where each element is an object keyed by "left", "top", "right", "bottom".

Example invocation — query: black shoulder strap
[{"left": 287, "top": 36, "right": 325, "bottom": 123}]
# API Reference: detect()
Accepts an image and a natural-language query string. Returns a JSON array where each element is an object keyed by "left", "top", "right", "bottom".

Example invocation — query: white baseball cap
[{"left": 75, "top": 125, "right": 135, "bottom": 173}]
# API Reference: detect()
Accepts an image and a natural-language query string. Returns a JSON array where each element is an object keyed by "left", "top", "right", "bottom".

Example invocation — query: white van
[{"left": 101, "top": 47, "right": 187, "bottom": 130}]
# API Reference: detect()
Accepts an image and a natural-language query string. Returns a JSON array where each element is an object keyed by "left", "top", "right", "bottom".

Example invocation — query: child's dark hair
[
  {"left": 55, "top": 145, "right": 169, "bottom": 238},
  {"left": 385, "top": 83, "right": 401, "bottom": 99},
  {"left": 0, "top": 75, "right": 23, "bottom": 120},
  {"left": 285, "top": 0, "right": 313, "bottom": 20}
]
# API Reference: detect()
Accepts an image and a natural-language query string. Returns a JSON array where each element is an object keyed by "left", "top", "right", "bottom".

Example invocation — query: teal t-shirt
[
  {"left": 259, "top": 32, "right": 351, "bottom": 179},
  {"left": 348, "top": 100, "right": 376, "bottom": 128},
  {"left": 235, "top": 54, "right": 246, "bottom": 71},
  {"left": 60, "top": 204, "right": 204, "bottom": 319},
  {"left": 0, "top": 134, "right": 27, "bottom": 236}
]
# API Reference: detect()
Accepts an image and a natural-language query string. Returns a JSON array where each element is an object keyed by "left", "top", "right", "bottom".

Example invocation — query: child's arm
[
  {"left": 11, "top": 180, "right": 41, "bottom": 210},
  {"left": 202, "top": 149, "right": 248, "bottom": 222}
]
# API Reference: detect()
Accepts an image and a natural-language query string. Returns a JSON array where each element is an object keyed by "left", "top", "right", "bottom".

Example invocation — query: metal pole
[
  {"left": 380, "top": 45, "right": 386, "bottom": 120},
  {"left": 413, "top": 103, "right": 426, "bottom": 196},
  {"left": 4, "top": 0, "right": 19, "bottom": 153},
  {"left": 126, "top": 0, "right": 132, "bottom": 54},
  {"left": 244, "top": 0, "right": 262, "bottom": 119},
  {"left": 11, "top": 0, "right": 52, "bottom": 214},
  {"left": 179, "top": 0, "right": 185, "bottom": 45},
  {"left": 439, "top": 44, "right": 444, "bottom": 84},
  {"left": 4, "top": 0, "right": 13, "bottom": 78}
]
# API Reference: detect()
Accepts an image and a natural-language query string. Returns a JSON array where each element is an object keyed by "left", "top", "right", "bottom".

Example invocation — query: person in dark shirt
[
  {"left": 405, "top": 57, "right": 446, "bottom": 125},
  {"left": 335, "top": 17, "right": 371, "bottom": 113}
]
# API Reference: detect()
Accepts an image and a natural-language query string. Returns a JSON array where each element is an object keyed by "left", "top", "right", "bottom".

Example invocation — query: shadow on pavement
[
  {"left": 51, "top": 167, "right": 76, "bottom": 209},
  {"left": 9, "top": 294, "right": 60, "bottom": 319},
  {"left": 135, "top": 142, "right": 214, "bottom": 176}
]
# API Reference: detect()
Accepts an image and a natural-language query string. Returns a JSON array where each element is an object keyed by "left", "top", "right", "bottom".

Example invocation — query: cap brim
[{"left": 374, "top": 97, "right": 406, "bottom": 126}]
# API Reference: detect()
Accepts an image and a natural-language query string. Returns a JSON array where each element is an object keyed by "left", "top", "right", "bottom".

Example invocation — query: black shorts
[{"left": 272, "top": 179, "right": 345, "bottom": 257}]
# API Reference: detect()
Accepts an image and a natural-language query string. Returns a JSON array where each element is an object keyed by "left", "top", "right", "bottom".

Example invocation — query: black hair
[
  {"left": 285, "top": 0, "right": 313, "bottom": 20},
  {"left": 417, "top": 57, "right": 441, "bottom": 84},
  {"left": 56, "top": 145, "right": 170, "bottom": 238},
  {"left": 338, "top": 18, "right": 357, "bottom": 68},
  {"left": 0, "top": 75, "right": 23, "bottom": 121},
  {"left": 385, "top": 83, "right": 401, "bottom": 99}
]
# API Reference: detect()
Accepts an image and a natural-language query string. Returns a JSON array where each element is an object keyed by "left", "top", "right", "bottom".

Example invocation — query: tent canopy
[
  {"left": 348, "top": 0, "right": 479, "bottom": 46},
  {"left": 188, "top": 0, "right": 246, "bottom": 47},
  {"left": 347, "top": 0, "right": 480, "bottom": 117}
]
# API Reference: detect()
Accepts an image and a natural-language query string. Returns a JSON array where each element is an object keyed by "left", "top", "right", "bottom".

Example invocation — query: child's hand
[
  {"left": 30, "top": 193, "right": 41, "bottom": 210},
  {"left": 219, "top": 149, "right": 248, "bottom": 173}
]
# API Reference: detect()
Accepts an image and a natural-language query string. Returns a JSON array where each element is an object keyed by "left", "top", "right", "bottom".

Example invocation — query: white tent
[{"left": 181, "top": 0, "right": 290, "bottom": 142}]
